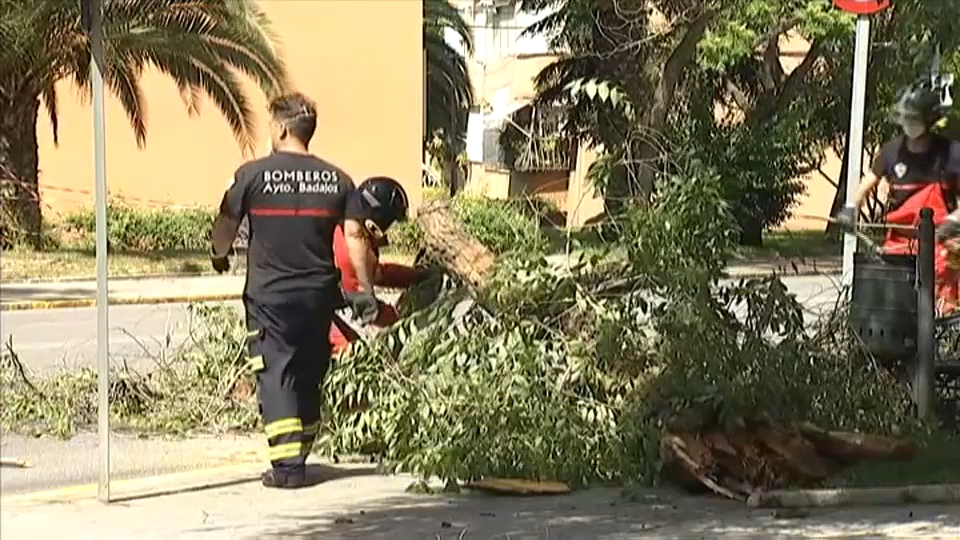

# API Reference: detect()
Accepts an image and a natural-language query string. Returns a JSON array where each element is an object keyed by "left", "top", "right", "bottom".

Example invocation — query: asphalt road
[
  {"left": 0, "top": 275, "right": 845, "bottom": 497},
  {"left": 0, "top": 301, "right": 245, "bottom": 377}
]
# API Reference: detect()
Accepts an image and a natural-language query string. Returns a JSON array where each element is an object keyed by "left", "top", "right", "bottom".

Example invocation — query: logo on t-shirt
[
  {"left": 262, "top": 169, "right": 340, "bottom": 195},
  {"left": 894, "top": 162, "right": 907, "bottom": 179}
]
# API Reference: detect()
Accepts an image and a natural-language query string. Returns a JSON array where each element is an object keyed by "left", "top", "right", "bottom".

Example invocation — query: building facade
[
  {"left": 36, "top": 1, "right": 424, "bottom": 217},
  {"left": 448, "top": 0, "right": 605, "bottom": 227}
]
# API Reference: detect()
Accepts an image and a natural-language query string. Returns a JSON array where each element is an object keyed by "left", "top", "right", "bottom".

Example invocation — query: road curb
[
  {"left": 726, "top": 269, "right": 842, "bottom": 279},
  {"left": 0, "top": 293, "right": 242, "bottom": 312},
  {"left": 1, "top": 265, "right": 838, "bottom": 311},
  {"left": 4, "top": 270, "right": 241, "bottom": 285},
  {"left": 747, "top": 484, "right": 960, "bottom": 508},
  {"left": 3, "top": 253, "right": 411, "bottom": 285},
  {"left": 1, "top": 461, "right": 265, "bottom": 507}
]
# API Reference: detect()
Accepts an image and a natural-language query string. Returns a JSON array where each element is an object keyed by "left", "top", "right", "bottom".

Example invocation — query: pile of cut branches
[
  {"left": 0, "top": 304, "right": 257, "bottom": 438},
  {"left": 320, "top": 176, "right": 924, "bottom": 496}
]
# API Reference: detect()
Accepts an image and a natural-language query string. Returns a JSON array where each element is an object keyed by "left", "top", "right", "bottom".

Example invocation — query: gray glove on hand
[
  {"left": 834, "top": 205, "right": 857, "bottom": 232},
  {"left": 344, "top": 290, "right": 380, "bottom": 324},
  {"left": 937, "top": 214, "right": 960, "bottom": 242},
  {"left": 209, "top": 247, "right": 230, "bottom": 274}
]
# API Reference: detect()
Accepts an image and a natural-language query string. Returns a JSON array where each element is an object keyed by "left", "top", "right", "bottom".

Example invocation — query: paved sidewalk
[
  {"left": 3, "top": 466, "right": 958, "bottom": 539},
  {"left": 0, "top": 274, "right": 245, "bottom": 308},
  {"left": 0, "top": 257, "right": 841, "bottom": 309},
  {"left": 726, "top": 257, "right": 841, "bottom": 277}
]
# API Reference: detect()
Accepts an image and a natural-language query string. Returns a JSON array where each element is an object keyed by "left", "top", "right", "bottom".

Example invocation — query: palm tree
[
  {"left": 0, "top": 0, "right": 288, "bottom": 245},
  {"left": 424, "top": 0, "right": 474, "bottom": 172}
]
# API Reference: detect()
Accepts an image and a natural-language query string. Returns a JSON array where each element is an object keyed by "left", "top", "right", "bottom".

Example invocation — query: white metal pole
[
  {"left": 841, "top": 15, "right": 871, "bottom": 289},
  {"left": 88, "top": 0, "right": 111, "bottom": 503}
]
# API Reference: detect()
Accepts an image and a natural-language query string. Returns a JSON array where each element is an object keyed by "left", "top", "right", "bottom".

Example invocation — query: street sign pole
[
  {"left": 833, "top": 0, "right": 890, "bottom": 288},
  {"left": 841, "top": 15, "right": 871, "bottom": 289},
  {"left": 83, "top": 0, "right": 111, "bottom": 503}
]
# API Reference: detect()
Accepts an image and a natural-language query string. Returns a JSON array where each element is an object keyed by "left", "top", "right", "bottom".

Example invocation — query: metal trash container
[{"left": 850, "top": 252, "right": 918, "bottom": 362}]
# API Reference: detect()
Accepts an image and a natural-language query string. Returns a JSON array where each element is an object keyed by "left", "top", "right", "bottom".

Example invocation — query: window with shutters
[{"left": 482, "top": 125, "right": 508, "bottom": 170}]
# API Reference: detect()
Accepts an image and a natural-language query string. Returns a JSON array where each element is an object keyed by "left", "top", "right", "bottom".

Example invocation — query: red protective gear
[
  {"left": 329, "top": 225, "right": 420, "bottom": 355},
  {"left": 881, "top": 182, "right": 959, "bottom": 314}
]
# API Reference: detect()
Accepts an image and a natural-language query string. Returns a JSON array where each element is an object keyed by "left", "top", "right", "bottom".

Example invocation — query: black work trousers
[{"left": 245, "top": 293, "right": 333, "bottom": 470}]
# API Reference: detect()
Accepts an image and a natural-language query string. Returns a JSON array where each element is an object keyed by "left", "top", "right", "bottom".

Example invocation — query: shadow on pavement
[
  {"left": 113, "top": 463, "right": 378, "bottom": 505},
  {"left": 222, "top": 486, "right": 960, "bottom": 540}
]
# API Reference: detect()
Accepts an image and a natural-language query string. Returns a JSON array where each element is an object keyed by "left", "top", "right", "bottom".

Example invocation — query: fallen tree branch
[
  {"left": 415, "top": 198, "right": 496, "bottom": 290},
  {"left": 3, "top": 336, "right": 42, "bottom": 396}
]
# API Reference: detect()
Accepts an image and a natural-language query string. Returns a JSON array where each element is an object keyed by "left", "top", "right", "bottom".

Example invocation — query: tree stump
[{"left": 415, "top": 198, "right": 496, "bottom": 290}]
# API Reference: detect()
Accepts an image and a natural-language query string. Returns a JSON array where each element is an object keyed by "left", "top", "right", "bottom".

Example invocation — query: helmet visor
[{"left": 891, "top": 99, "right": 922, "bottom": 125}]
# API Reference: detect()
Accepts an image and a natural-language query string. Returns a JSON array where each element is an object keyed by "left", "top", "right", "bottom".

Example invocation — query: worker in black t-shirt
[
  {"left": 835, "top": 81, "right": 960, "bottom": 312},
  {"left": 836, "top": 83, "right": 960, "bottom": 227},
  {"left": 208, "top": 92, "right": 380, "bottom": 489}
]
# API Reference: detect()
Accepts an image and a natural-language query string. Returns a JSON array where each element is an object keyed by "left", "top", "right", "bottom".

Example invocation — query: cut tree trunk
[
  {"left": 415, "top": 198, "right": 495, "bottom": 290},
  {"left": 738, "top": 216, "right": 765, "bottom": 247},
  {"left": 661, "top": 415, "right": 919, "bottom": 501},
  {"left": 0, "top": 95, "right": 43, "bottom": 248}
]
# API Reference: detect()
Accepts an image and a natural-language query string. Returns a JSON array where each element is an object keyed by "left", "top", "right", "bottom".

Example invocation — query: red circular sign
[{"left": 834, "top": 0, "right": 890, "bottom": 14}]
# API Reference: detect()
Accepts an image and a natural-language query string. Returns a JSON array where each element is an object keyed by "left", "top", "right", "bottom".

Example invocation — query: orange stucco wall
[{"left": 36, "top": 0, "right": 423, "bottom": 217}]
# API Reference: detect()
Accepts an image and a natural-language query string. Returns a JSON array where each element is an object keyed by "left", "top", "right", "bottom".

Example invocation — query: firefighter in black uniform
[
  {"left": 835, "top": 81, "right": 960, "bottom": 229},
  {"left": 835, "top": 80, "right": 960, "bottom": 312},
  {"left": 208, "top": 92, "right": 380, "bottom": 489}
]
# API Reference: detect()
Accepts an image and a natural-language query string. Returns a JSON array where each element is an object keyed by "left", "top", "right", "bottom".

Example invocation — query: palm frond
[
  {"left": 425, "top": 0, "right": 473, "bottom": 55},
  {"left": 40, "top": 79, "right": 59, "bottom": 145},
  {"left": 105, "top": 52, "right": 147, "bottom": 145},
  {"left": 425, "top": 29, "right": 473, "bottom": 148},
  {"left": 423, "top": 0, "right": 474, "bottom": 153},
  {"left": 177, "top": 80, "right": 203, "bottom": 117},
  {"left": 2, "top": 0, "right": 287, "bottom": 152}
]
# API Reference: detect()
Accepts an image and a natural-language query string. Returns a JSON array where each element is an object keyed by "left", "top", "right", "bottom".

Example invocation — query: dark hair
[{"left": 268, "top": 92, "right": 317, "bottom": 145}]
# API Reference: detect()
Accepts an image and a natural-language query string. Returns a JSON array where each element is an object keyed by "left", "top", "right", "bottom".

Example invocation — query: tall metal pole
[
  {"left": 916, "top": 208, "right": 936, "bottom": 421},
  {"left": 85, "top": 0, "right": 111, "bottom": 503},
  {"left": 841, "top": 15, "right": 871, "bottom": 289}
]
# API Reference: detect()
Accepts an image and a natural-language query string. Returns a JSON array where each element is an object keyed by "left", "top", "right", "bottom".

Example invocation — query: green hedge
[
  {"left": 58, "top": 193, "right": 552, "bottom": 256},
  {"left": 62, "top": 203, "right": 215, "bottom": 251},
  {"left": 452, "top": 195, "right": 550, "bottom": 255},
  {"left": 388, "top": 194, "right": 551, "bottom": 256}
]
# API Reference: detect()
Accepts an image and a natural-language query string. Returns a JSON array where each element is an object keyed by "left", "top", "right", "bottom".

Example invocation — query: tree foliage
[
  {"left": 521, "top": 0, "right": 848, "bottom": 238},
  {"left": 520, "top": 0, "right": 960, "bottom": 241}
]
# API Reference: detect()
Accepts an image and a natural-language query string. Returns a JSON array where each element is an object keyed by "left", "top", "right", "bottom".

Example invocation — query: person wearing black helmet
[
  {"left": 207, "top": 92, "right": 378, "bottom": 489},
  {"left": 329, "top": 176, "right": 433, "bottom": 355},
  {"left": 834, "top": 79, "right": 960, "bottom": 312}
]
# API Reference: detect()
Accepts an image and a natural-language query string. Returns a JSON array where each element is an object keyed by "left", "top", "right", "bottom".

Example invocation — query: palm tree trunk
[{"left": 0, "top": 95, "right": 43, "bottom": 248}]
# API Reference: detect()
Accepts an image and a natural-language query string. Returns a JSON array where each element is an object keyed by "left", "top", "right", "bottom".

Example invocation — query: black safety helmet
[
  {"left": 357, "top": 176, "right": 409, "bottom": 239},
  {"left": 891, "top": 82, "right": 947, "bottom": 128}
]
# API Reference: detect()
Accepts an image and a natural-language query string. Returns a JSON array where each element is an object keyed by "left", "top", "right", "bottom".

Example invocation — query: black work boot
[{"left": 261, "top": 466, "right": 307, "bottom": 489}]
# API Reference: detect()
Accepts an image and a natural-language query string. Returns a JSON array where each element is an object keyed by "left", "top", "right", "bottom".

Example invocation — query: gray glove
[
  {"left": 834, "top": 205, "right": 857, "bottom": 232},
  {"left": 344, "top": 290, "right": 380, "bottom": 324},
  {"left": 209, "top": 247, "right": 230, "bottom": 274},
  {"left": 938, "top": 214, "right": 960, "bottom": 241}
]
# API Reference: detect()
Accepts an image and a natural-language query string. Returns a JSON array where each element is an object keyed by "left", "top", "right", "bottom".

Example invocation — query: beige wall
[
  {"left": 510, "top": 170, "right": 568, "bottom": 207},
  {"left": 785, "top": 155, "right": 843, "bottom": 231},
  {"left": 469, "top": 54, "right": 559, "bottom": 106},
  {"left": 466, "top": 165, "right": 511, "bottom": 199},
  {"left": 36, "top": 1, "right": 423, "bottom": 217}
]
